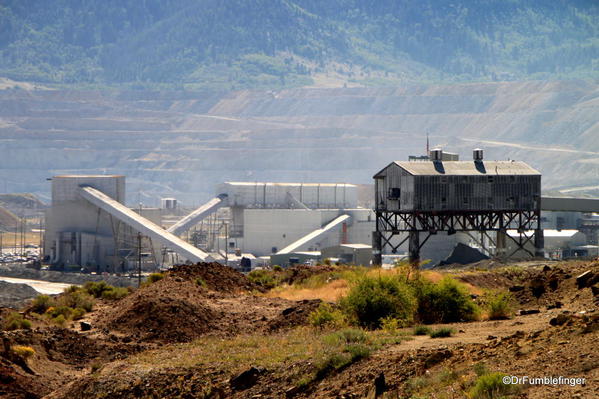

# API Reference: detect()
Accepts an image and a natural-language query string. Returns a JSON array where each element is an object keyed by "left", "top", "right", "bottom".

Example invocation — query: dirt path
[{"left": 389, "top": 312, "right": 550, "bottom": 353}]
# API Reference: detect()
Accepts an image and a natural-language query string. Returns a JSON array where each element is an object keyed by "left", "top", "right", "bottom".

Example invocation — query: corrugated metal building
[
  {"left": 374, "top": 160, "right": 541, "bottom": 213},
  {"left": 373, "top": 149, "right": 543, "bottom": 263}
]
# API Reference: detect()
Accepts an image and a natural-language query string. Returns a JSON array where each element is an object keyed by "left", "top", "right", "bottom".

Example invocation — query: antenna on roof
[{"left": 426, "top": 132, "right": 429, "bottom": 156}]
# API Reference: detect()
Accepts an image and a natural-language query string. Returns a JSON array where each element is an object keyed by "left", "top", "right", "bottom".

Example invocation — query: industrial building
[
  {"left": 321, "top": 243, "right": 373, "bottom": 266},
  {"left": 44, "top": 175, "right": 211, "bottom": 271},
  {"left": 43, "top": 177, "right": 376, "bottom": 271},
  {"left": 170, "top": 182, "right": 375, "bottom": 258},
  {"left": 373, "top": 149, "right": 543, "bottom": 264}
]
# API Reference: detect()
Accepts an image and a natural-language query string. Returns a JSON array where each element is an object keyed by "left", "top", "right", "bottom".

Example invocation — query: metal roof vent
[
  {"left": 473, "top": 148, "right": 484, "bottom": 161},
  {"left": 430, "top": 148, "right": 443, "bottom": 161}
]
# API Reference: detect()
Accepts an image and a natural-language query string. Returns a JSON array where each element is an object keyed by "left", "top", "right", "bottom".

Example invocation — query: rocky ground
[{"left": 0, "top": 260, "right": 597, "bottom": 398}]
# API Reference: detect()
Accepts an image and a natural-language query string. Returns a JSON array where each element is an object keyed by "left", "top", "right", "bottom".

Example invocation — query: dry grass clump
[{"left": 11, "top": 345, "right": 35, "bottom": 359}]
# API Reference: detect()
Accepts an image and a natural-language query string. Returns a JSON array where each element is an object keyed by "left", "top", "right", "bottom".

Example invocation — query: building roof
[
  {"left": 53, "top": 174, "right": 124, "bottom": 178},
  {"left": 506, "top": 229, "right": 581, "bottom": 238},
  {"left": 374, "top": 160, "right": 540, "bottom": 177},
  {"left": 224, "top": 182, "right": 356, "bottom": 187},
  {"left": 339, "top": 243, "right": 372, "bottom": 249}
]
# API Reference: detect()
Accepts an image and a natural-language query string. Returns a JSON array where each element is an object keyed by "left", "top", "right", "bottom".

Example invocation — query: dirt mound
[
  {"left": 0, "top": 281, "right": 39, "bottom": 308},
  {"left": 96, "top": 269, "right": 293, "bottom": 342},
  {"left": 107, "top": 295, "right": 219, "bottom": 342},
  {"left": 267, "top": 299, "right": 322, "bottom": 331},
  {"left": 99, "top": 279, "right": 221, "bottom": 342},
  {"left": 0, "top": 326, "right": 140, "bottom": 399},
  {"left": 169, "top": 262, "right": 261, "bottom": 292}
]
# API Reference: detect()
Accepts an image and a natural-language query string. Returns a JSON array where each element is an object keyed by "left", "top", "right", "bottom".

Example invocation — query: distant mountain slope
[
  {"left": 0, "top": 81, "right": 597, "bottom": 204},
  {"left": 0, "top": 0, "right": 597, "bottom": 88}
]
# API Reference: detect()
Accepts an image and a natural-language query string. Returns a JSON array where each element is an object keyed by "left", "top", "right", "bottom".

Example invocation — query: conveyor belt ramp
[
  {"left": 167, "top": 194, "right": 228, "bottom": 236},
  {"left": 277, "top": 214, "right": 351, "bottom": 255},
  {"left": 79, "top": 186, "right": 212, "bottom": 263}
]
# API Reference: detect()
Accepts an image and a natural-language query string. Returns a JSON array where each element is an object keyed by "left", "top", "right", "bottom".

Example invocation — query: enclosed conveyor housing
[
  {"left": 79, "top": 186, "right": 212, "bottom": 263},
  {"left": 167, "top": 194, "right": 228, "bottom": 236},
  {"left": 541, "top": 197, "right": 599, "bottom": 213},
  {"left": 277, "top": 214, "right": 351, "bottom": 255}
]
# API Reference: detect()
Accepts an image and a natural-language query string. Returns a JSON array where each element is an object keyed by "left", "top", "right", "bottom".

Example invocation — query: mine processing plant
[
  {"left": 44, "top": 175, "right": 213, "bottom": 272},
  {"left": 373, "top": 149, "right": 543, "bottom": 264},
  {"left": 169, "top": 182, "right": 374, "bottom": 258}
]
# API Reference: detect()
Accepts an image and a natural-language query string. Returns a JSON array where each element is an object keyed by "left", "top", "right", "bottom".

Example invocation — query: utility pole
[
  {"left": 13, "top": 220, "right": 17, "bottom": 254},
  {"left": 137, "top": 232, "right": 142, "bottom": 288},
  {"left": 224, "top": 221, "right": 228, "bottom": 266}
]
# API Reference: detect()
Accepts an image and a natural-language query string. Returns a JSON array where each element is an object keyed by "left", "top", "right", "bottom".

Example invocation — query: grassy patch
[
  {"left": 308, "top": 303, "right": 345, "bottom": 329},
  {"left": 469, "top": 372, "right": 519, "bottom": 399},
  {"left": 429, "top": 327, "right": 455, "bottom": 338},
  {"left": 485, "top": 291, "right": 514, "bottom": 320},
  {"left": 129, "top": 328, "right": 328, "bottom": 373},
  {"left": 129, "top": 326, "right": 385, "bottom": 388},
  {"left": 405, "top": 367, "right": 461, "bottom": 398},
  {"left": 247, "top": 269, "right": 279, "bottom": 290},
  {"left": 413, "top": 325, "right": 431, "bottom": 336},
  {"left": 145, "top": 273, "right": 164, "bottom": 284},
  {"left": 2, "top": 312, "right": 32, "bottom": 331}
]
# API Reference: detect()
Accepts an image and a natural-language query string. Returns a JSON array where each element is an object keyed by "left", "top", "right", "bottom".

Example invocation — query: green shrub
[
  {"left": 59, "top": 290, "right": 94, "bottom": 312},
  {"left": 340, "top": 275, "right": 416, "bottom": 329},
  {"left": 83, "top": 281, "right": 111, "bottom": 298},
  {"left": 31, "top": 294, "right": 55, "bottom": 313},
  {"left": 247, "top": 269, "right": 276, "bottom": 289},
  {"left": 486, "top": 291, "right": 514, "bottom": 320},
  {"left": 414, "top": 277, "right": 479, "bottom": 324},
  {"left": 469, "top": 372, "right": 518, "bottom": 399},
  {"left": 324, "top": 328, "right": 368, "bottom": 346},
  {"left": 473, "top": 362, "right": 489, "bottom": 377},
  {"left": 273, "top": 265, "right": 283, "bottom": 272},
  {"left": 46, "top": 305, "right": 73, "bottom": 319},
  {"left": 413, "top": 325, "right": 431, "bottom": 336},
  {"left": 52, "top": 314, "right": 66, "bottom": 327},
  {"left": 101, "top": 286, "right": 129, "bottom": 300},
  {"left": 71, "top": 307, "right": 86, "bottom": 320},
  {"left": 380, "top": 316, "right": 402, "bottom": 333},
  {"left": 146, "top": 273, "right": 164, "bottom": 284},
  {"left": 429, "top": 327, "right": 454, "bottom": 338},
  {"left": 344, "top": 343, "right": 371, "bottom": 361},
  {"left": 3, "top": 312, "right": 32, "bottom": 331},
  {"left": 195, "top": 277, "right": 207, "bottom": 288},
  {"left": 308, "top": 303, "right": 345, "bottom": 329},
  {"left": 64, "top": 285, "right": 81, "bottom": 294}
]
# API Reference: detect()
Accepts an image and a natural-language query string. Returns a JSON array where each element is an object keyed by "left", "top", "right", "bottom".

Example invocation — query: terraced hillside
[{"left": 0, "top": 80, "right": 597, "bottom": 204}]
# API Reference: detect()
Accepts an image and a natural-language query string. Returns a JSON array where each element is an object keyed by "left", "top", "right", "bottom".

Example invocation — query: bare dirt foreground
[{"left": 1, "top": 260, "right": 597, "bottom": 399}]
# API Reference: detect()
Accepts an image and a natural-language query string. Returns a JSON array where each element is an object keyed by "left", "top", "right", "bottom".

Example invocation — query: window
[
  {"left": 388, "top": 187, "right": 401, "bottom": 199},
  {"left": 488, "top": 176, "right": 494, "bottom": 183}
]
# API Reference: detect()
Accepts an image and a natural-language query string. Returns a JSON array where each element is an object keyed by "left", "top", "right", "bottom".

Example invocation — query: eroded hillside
[{"left": 0, "top": 81, "right": 597, "bottom": 204}]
